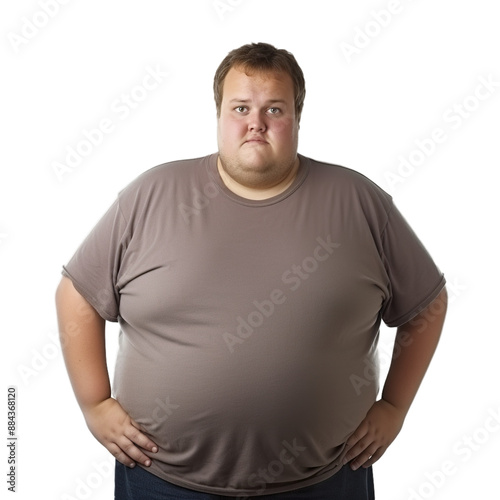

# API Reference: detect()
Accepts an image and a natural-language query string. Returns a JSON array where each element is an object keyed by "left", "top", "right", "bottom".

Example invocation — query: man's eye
[
  {"left": 268, "top": 107, "right": 281, "bottom": 115},
  {"left": 235, "top": 106, "right": 247, "bottom": 113}
]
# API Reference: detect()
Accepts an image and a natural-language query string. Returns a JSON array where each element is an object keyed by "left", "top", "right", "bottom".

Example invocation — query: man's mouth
[{"left": 244, "top": 136, "right": 268, "bottom": 144}]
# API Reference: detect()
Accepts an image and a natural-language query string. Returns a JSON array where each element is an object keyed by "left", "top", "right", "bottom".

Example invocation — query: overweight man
[{"left": 56, "top": 42, "right": 447, "bottom": 499}]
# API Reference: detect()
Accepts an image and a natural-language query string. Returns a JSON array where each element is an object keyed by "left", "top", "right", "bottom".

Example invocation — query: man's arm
[
  {"left": 55, "top": 276, "right": 157, "bottom": 468},
  {"left": 344, "top": 286, "right": 448, "bottom": 470}
]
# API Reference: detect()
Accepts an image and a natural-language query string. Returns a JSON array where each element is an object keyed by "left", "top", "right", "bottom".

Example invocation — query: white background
[{"left": 1, "top": 1, "right": 499, "bottom": 498}]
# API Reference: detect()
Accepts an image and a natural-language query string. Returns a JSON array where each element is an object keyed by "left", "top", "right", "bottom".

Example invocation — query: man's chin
[
  {"left": 241, "top": 148, "right": 277, "bottom": 167},
  {"left": 221, "top": 152, "right": 270, "bottom": 173},
  {"left": 224, "top": 164, "right": 275, "bottom": 188}
]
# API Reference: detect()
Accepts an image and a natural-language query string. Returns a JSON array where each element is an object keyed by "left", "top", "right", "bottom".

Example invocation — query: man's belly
[{"left": 113, "top": 321, "right": 379, "bottom": 491}]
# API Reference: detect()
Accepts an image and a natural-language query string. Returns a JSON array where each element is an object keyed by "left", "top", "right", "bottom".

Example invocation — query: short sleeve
[
  {"left": 381, "top": 202, "right": 446, "bottom": 327},
  {"left": 62, "top": 198, "right": 129, "bottom": 322}
]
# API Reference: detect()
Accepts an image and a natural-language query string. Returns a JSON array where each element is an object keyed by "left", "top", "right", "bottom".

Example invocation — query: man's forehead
[
  {"left": 228, "top": 65, "right": 292, "bottom": 83},
  {"left": 223, "top": 66, "right": 294, "bottom": 96}
]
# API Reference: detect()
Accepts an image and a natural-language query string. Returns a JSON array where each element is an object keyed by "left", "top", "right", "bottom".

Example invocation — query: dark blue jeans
[{"left": 115, "top": 462, "right": 375, "bottom": 499}]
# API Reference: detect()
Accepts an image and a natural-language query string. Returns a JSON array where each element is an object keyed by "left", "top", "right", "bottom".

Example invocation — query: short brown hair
[{"left": 213, "top": 42, "right": 306, "bottom": 121}]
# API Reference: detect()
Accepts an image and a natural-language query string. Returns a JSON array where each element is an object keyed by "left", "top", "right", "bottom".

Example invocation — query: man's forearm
[
  {"left": 55, "top": 276, "right": 111, "bottom": 412},
  {"left": 56, "top": 276, "right": 159, "bottom": 467},
  {"left": 382, "top": 287, "right": 448, "bottom": 415}
]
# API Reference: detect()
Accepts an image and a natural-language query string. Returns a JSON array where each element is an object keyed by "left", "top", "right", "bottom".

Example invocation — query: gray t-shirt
[{"left": 62, "top": 153, "right": 445, "bottom": 496}]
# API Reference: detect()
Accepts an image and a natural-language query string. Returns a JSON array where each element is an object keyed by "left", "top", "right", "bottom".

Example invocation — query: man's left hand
[{"left": 343, "top": 399, "right": 406, "bottom": 470}]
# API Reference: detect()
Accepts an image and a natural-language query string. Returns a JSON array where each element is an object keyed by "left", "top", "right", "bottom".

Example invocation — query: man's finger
[
  {"left": 350, "top": 445, "right": 379, "bottom": 470},
  {"left": 345, "top": 423, "right": 368, "bottom": 448},
  {"left": 126, "top": 423, "right": 158, "bottom": 452},
  {"left": 119, "top": 436, "right": 153, "bottom": 467},
  {"left": 361, "top": 448, "right": 383, "bottom": 468},
  {"left": 108, "top": 442, "right": 136, "bottom": 469}
]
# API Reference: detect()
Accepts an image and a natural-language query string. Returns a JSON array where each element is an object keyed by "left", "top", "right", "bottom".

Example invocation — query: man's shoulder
[
  {"left": 134, "top": 153, "right": 214, "bottom": 184},
  {"left": 302, "top": 155, "right": 391, "bottom": 199},
  {"left": 118, "top": 153, "right": 215, "bottom": 196}
]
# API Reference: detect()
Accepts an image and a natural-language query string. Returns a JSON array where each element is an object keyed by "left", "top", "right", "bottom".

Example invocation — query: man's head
[
  {"left": 214, "top": 43, "right": 306, "bottom": 195},
  {"left": 214, "top": 42, "right": 306, "bottom": 123}
]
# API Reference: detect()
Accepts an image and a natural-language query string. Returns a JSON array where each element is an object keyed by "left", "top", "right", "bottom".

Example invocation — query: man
[{"left": 56, "top": 43, "right": 447, "bottom": 499}]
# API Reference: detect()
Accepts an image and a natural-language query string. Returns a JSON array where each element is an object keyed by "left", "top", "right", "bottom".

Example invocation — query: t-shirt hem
[
  {"left": 384, "top": 274, "right": 446, "bottom": 328},
  {"left": 136, "top": 461, "right": 344, "bottom": 497},
  {"left": 61, "top": 267, "right": 118, "bottom": 322}
]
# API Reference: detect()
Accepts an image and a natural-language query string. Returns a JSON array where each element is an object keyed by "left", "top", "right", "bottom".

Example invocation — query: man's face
[{"left": 217, "top": 66, "right": 299, "bottom": 191}]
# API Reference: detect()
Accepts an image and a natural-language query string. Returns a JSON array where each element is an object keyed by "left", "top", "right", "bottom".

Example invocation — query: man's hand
[
  {"left": 83, "top": 397, "right": 158, "bottom": 468},
  {"left": 343, "top": 399, "right": 406, "bottom": 470}
]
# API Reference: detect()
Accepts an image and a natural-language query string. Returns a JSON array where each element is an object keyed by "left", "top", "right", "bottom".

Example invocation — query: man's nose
[{"left": 247, "top": 111, "right": 267, "bottom": 132}]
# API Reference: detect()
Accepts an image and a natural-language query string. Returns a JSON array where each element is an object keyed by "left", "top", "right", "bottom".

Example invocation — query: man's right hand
[{"left": 83, "top": 397, "right": 158, "bottom": 468}]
